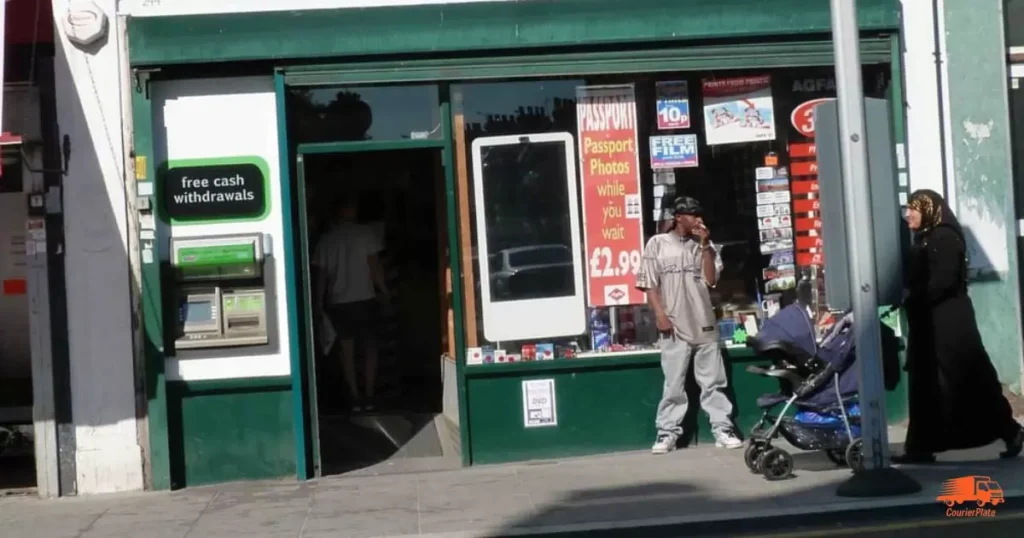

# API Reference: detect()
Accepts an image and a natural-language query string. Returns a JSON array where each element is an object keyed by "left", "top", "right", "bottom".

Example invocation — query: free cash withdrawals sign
[
  {"left": 575, "top": 84, "right": 645, "bottom": 307},
  {"left": 163, "top": 158, "right": 269, "bottom": 221}
]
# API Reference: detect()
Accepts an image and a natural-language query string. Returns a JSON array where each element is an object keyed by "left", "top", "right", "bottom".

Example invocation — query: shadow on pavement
[{"left": 485, "top": 448, "right": 1024, "bottom": 538}]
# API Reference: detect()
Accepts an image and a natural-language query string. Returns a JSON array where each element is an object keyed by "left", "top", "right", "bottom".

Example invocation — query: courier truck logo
[{"left": 937, "top": 476, "right": 1004, "bottom": 513}]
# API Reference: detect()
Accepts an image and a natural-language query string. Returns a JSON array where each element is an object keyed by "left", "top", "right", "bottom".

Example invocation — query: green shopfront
[{"left": 127, "top": 0, "right": 912, "bottom": 489}]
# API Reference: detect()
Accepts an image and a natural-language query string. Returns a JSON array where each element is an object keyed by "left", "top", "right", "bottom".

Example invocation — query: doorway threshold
[{"left": 326, "top": 454, "right": 462, "bottom": 479}]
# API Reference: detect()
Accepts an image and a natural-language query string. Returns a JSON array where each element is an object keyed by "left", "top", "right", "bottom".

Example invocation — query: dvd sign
[{"left": 790, "top": 98, "right": 835, "bottom": 138}]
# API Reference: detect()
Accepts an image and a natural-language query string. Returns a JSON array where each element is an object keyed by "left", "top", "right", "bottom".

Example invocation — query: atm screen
[{"left": 184, "top": 301, "right": 214, "bottom": 323}]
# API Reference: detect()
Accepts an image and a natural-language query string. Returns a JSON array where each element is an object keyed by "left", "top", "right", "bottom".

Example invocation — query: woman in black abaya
[{"left": 894, "top": 190, "right": 1023, "bottom": 463}]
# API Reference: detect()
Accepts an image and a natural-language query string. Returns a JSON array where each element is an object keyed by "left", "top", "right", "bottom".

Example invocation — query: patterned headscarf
[
  {"left": 907, "top": 189, "right": 944, "bottom": 234},
  {"left": 907, "top": 188, "right": 966, "bottom": 254},
  {"left": 906, "top": 189, "right": 969, "bottom": 286}
]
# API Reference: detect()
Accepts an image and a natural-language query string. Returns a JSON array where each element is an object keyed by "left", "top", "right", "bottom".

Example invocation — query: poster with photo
[
  {"left": 756, "top": 179, "right": 789, "bottom": 193},
  {"left": 760, "top": 239, "right": 794, "bottom": 255},
  {"left": 770, "top": 251, "right": 795, "bottom": 266},
  {"left": 702, "top": 75, "right": 777, "bottom": 146}
]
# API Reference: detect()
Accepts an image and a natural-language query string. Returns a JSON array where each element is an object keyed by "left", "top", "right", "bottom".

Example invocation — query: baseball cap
[{"left": 672, "top": 196, "right": 704, "bottom": 217}]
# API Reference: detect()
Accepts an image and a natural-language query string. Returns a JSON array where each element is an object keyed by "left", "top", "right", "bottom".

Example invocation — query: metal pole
[{"left": 829, "top": 0, "right": 889, "bottom": 470}]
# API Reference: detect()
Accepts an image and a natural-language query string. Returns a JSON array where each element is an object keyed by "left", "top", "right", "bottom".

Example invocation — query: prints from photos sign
[{"left": 702, "top": 75, "right": 777, "bottom": 146}]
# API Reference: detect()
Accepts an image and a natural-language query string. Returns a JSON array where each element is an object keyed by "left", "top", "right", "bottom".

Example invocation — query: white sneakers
[
  {"left": 713, "top": 428, "right": 744, "bottom": 449},
  {"left": 652, "top": 429, "right": 744, "bottom": 454},
  {"left": 652, "top": 434, "right": 676, "bottom": 454}
]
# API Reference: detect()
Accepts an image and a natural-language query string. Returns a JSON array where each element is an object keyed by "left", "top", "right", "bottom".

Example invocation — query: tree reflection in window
[{"left": 287, "top": 85, "right": 440, "bottom": 143}]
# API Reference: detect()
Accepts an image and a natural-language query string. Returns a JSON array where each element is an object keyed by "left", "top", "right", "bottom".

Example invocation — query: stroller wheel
[
  {"left": 758, "top": 448, "right": 794, "bottom": 481},
  {"left": 845, "top": 439, "right": 865, "bottom": 472},
  {"left": 744, "top": 442, "right": 768, "bottom": 473},
  {"left": 824, "top": 449, "right": 847, "bottom": 466}
]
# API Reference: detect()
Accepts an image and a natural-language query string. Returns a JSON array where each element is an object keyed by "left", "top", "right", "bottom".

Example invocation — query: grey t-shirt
[
  {"left": 313, "top": 222, "right": 382, "bottom": 306},
  {"left": 635, "top": 232, "right": 723, "bottom": 344}
]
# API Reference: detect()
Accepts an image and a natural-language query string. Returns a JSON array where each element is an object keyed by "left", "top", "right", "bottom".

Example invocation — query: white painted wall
[
  {"left": 900, "top": 0, "right": 947, "bottom": 196},
  {"left": 901, "top": 0, "right": 1012, "bottom": 277},
  {"left": 52, "top": 0, "right": 144, "bottom": 493}
]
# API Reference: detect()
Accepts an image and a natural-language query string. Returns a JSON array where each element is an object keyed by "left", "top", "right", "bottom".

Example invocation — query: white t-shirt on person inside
[{"left": 313, "top": 221, "right": 383, "bottom": 306}]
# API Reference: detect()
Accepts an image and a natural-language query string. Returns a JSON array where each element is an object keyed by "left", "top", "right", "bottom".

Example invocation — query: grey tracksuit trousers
[{"left": 655, "top": 335, "right": 734, "bottom": 439}]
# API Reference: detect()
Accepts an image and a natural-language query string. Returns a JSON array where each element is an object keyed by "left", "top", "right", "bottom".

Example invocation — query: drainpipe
[
  {"left": 115, "top": 13, "right": 151, "bottom": 490},
  {"left": 932, "top": 0, "right": 956, "bottom": 206}
]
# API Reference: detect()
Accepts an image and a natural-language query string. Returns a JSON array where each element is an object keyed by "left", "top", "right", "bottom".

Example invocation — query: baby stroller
[{"left": 743, "top": 303, "right": 863, "bottom": 480}]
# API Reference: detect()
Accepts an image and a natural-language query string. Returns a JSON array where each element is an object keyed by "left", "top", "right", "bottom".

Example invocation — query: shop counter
[{"left": 463, "top": 345, "right": 908, "bottom": 465}]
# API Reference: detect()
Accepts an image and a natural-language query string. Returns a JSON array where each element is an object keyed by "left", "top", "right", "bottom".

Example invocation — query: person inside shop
[
  {"left": 894, "top": 189, "right": 1023, "bottom": 463},
  {"left": 313, "top": 194, "right": 391, "bottom": 413},
  {"left": 636, "top": 196, "right": 744, "bottom": 454}
]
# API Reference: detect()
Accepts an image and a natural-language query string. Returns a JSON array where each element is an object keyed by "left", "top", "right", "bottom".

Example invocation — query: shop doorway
[
  {"left": 296, "top": 146, "right": 454, "bottom": 476},
  {"left": 0, "top": 143, "right": 36, "bottom": 493}
]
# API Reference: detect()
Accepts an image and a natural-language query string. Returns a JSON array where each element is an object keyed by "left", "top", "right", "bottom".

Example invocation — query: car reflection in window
[{"left": 490, "top": 244, "right": 574, "bottom": 301}]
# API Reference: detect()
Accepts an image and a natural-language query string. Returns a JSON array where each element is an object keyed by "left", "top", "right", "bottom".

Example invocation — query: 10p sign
[{"left": 655, "top": 81, "right": 691, "bottom": 130}]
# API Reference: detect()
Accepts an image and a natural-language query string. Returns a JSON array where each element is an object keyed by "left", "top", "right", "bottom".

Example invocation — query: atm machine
[{"left": 170, "top": 234, "right": 271, "bottom": 351}]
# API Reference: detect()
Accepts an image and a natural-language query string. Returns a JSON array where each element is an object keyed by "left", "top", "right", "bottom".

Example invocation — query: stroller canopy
[{"left": 751, "top": 304, "right": 858, "bottom": 406}]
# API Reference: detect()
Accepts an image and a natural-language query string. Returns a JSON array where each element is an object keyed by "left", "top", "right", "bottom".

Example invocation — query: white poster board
[
  {"left": 470, "top": 132, "right": 586, "bottom": 342},
  {"left": 522, "top": 378, "right": 557, "bottom": 427}
]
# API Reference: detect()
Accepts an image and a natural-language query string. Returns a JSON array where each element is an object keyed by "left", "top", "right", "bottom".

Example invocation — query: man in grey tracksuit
[{"left": 636, "top": 196, "right": 742, "bottom": 454}]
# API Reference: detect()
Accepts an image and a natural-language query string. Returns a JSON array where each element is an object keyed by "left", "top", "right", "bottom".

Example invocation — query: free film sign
[
  {"left": 575, "top": 84, "right": 645, "bottom": 307},
  {"left": 163, "top": 157, "right": 269, "bottom": 222},
  {"left": 649, "top": 134, "right": 699, "bottom": 169}
]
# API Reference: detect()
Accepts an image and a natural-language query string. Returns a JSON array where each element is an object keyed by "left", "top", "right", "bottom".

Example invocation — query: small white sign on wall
[{"left": 522, "top": 379, "right": 557, "bottom": 428}]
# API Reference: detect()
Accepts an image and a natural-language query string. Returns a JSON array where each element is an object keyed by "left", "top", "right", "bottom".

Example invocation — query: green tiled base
[{"left": 466, "top": 347, "right": 908, "bottom": 465}]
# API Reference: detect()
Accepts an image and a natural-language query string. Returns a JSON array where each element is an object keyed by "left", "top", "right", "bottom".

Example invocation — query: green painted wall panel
[
  {"left": 167, "top": 382, "right": 296, "bottom": 488},
  {"left": 942, "top": 0, "right": 1023, "bottom": 393},
  {"left": 467, "top": 358, "right": 667, "bottom": 464},
  {"left": 127, "top": 0, "right": 900, "bottom": 66},
  {"left": 133, "top": 72, "right": 171, "bottom": 491},
  {"left": 467, "top": 350, "right": 908, "bottom": 465}
]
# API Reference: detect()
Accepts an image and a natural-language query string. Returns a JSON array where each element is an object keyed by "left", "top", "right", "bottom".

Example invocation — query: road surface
[{"left": 524, "top": 501, "right": 1023, "bottom": 537}]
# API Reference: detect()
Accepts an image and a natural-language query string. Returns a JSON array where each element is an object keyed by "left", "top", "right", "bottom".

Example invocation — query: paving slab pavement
[{"left": 1, "top": 426, "right": 1023, "bottom": 538}]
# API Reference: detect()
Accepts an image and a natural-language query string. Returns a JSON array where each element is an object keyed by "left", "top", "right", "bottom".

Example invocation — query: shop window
[
  {"left": 0, "top": 145, "right": 23, "bottom": 194},
  {"left": 1008, "top": 0, "right": 1024, "bottom": 48},
  {"left": 453, "top": 66, "right": 891, "bottom": 364},
  {"left": 287, "top": 84, "right": 441, "bottom": 143}
]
